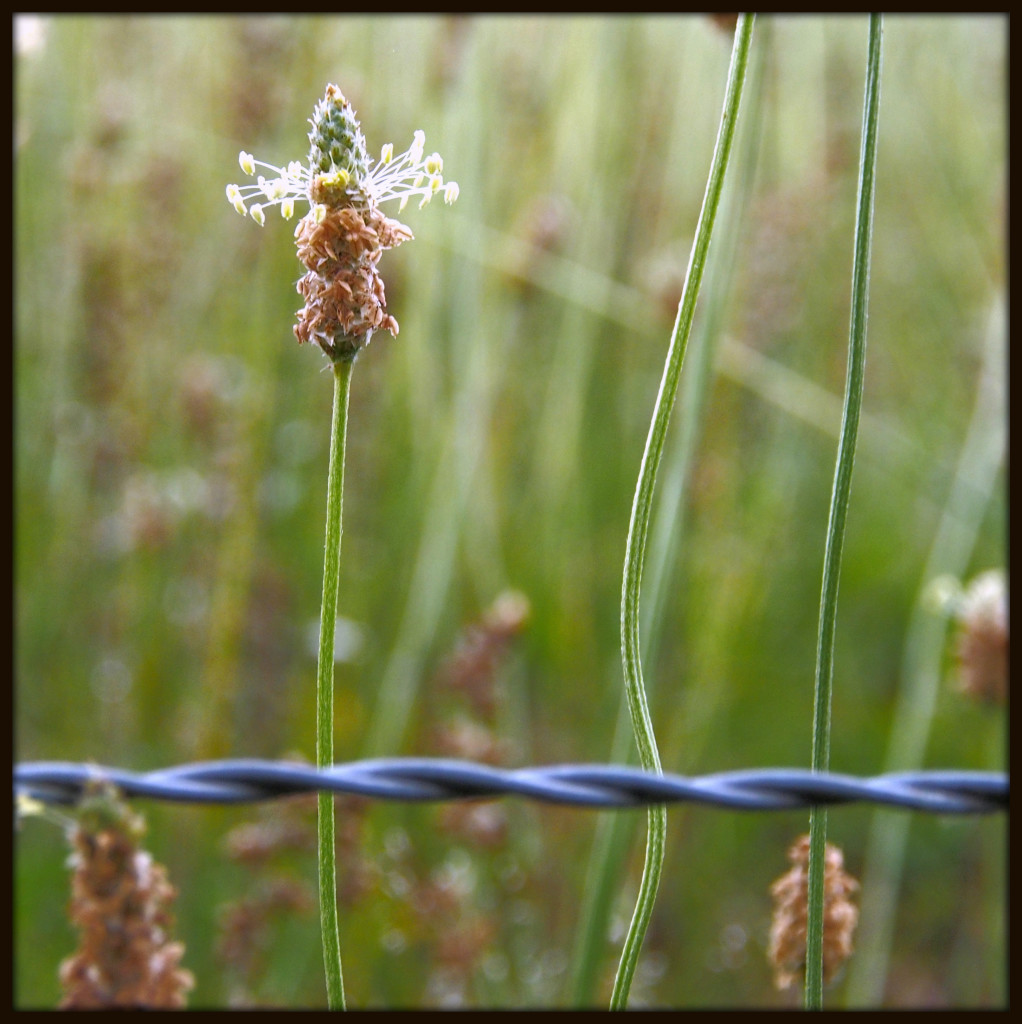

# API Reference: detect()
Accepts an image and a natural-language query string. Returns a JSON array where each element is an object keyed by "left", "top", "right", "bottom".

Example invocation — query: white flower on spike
[{"left": 226, "top": 126, "right": 457, "bottom": 223}]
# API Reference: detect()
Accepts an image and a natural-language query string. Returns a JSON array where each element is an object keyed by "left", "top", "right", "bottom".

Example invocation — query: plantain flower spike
[{"left": 226, "top": 84, "right": 458, "bottom": 363}]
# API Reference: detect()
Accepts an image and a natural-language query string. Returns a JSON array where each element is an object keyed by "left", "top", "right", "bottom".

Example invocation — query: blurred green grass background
[{"left": 14, "top": 14, "right": 1005, "bottom": 1008}]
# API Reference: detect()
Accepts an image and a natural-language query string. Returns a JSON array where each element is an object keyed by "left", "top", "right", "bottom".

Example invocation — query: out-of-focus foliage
[{"left": 14, "top": 15, "right": 1005, "bottom": 1008}]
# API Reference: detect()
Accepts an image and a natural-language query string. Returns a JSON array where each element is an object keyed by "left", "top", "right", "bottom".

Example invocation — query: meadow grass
[{"left": 15, "top": 14, "right": 1005, "bottom": 1008}]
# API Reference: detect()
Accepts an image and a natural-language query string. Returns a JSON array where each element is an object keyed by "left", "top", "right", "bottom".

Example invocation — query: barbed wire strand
[{"left": 13, "top": 759, "right": 1006, "bottom": 815}]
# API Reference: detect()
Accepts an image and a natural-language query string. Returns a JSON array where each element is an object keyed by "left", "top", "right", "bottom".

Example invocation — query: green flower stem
[
  {"left": 317, "top": 355, "right": 354, "bottom": 1010},
  {"left": 609, "top": 13, "right": 754, "bottom": 1010},
  {"left": 804, "top": 14, "right": 882, "bottom": 1010}
]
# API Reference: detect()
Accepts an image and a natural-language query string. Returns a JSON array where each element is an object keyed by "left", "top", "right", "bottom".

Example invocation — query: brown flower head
[
  {"left": 768, "top": 834, "right": 859, "bottom": 992},
  {"left": 58, "top": 782, "right": 194, "bottom": 1009},
  {"left": 226, "top": 84, "right": 458, "bottom": 363}
]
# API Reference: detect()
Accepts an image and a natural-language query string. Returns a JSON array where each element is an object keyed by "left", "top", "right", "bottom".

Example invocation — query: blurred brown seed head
[
  {"left": 59, "top": 783, "right": 193, "bottom": 1009},
  {"left": 768, "top": 834, "right": 859, "bottom": 992},
  {"left": 440, "top": 590, "right": 530, "bottom": 718},
  {"left": 952, "top": 569, "right": 1008, "bottom": 705}
]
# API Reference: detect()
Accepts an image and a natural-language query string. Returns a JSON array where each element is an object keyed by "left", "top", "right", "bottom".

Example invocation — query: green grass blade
[
  {"left": 610, "top": 13, "right": 755, "bottom": 1009},
  {"left": 804, "top": 13, "right": 883, "bottom": 1010}
]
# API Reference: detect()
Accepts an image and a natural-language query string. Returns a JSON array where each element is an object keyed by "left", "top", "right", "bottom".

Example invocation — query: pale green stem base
[{"left": 317, "top": 356, "right": 354, "bottom": 1010}]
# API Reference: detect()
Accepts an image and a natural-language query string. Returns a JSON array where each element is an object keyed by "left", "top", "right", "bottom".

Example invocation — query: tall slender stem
[
  {"left": 317, "top": 356, "right": 353, "bottom": 1010},
  {"left": 609, "top": 13, "right": 754, "bottom": 1009},
  {"left": 805, "top": 14, "right": 882, "bottom": 1009}
]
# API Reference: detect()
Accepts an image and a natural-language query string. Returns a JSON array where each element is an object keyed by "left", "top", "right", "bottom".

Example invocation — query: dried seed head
[
  {"left": 767, "top": 834, "right": 859, "bottom": 992},
  {"left": 292, "top": 204, "right": 413, "bottom": 361}
]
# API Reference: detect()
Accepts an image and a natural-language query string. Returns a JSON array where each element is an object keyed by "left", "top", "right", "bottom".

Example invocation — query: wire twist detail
[{"left": 13, "top": 759, "right": 1007, "bottom": 815}]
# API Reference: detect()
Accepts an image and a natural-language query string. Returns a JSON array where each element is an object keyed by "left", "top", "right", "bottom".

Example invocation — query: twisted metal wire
[{"left": 13, "top": 758, "right": 1007, "bottom": 815}]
